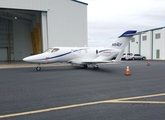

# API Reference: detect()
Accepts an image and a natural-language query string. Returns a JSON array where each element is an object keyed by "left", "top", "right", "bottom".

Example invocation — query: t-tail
[
  {"left": 111, "top": 30, "right": 137, "bottom": 62},
  {"left": 110, "top": 30, "right": 137, "bottom": 49}
]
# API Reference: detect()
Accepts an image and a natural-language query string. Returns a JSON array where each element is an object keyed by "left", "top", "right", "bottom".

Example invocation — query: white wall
[
  {"left": 0, "top": 0, "right": 87, "bottom": 60},
  {"left": 153, "top": 29, "right": 165, "bottom": 59},
  {"left": 129, "top": 28, "right": 165, "bottom": 60},
  {"left": 140, "top": 31, "right": 152, "bottom": 59},
  {"left": 130, "top": 36, "right": 139, "bottom": 54},
  {"left": 13, "top": 21, "right": 32, "bottom": 60},
  {"left": 45, "top": 0, "right": 87, "bottom": 48},
  {"left": 124, "top": 45, "right": 129, "bottom": 53},
  {"left": 0, "top": 0, "right": 88, "bottom": 50},
  {"left": 0, "top": 0, "right": 48, "bottom": 11}
]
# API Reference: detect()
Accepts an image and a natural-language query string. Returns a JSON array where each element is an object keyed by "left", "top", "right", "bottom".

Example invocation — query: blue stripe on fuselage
[
  {"left": 38, "top": 49, "right": 83, "bottom": 60},
  {"left": 99, "top": 49, "right": 111, "bottom": 53}
]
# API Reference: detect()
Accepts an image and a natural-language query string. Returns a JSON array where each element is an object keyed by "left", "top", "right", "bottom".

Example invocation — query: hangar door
[
  {"left": 0, "top": 48, "right": 8, "bottom": 61},
  {"left": 0, "top": 9, "right": 46, "bottom": 61},
  {"left": 0, "top": 19, "right": 13, "bottom": 61}
]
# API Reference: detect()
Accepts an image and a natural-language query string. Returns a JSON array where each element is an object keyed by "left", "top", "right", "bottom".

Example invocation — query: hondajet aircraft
[{"left": 23, "top": 30, "right": 137, "bottom": 71}]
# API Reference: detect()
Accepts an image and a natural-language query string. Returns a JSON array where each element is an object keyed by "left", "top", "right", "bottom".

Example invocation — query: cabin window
[{"left": 52, "top": 48, "right": 59, "bottom": 52}]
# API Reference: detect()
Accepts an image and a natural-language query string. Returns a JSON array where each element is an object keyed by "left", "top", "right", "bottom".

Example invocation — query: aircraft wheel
[
  {"left": 36, "top": 67, "right": 41, "bottom": 71},
  {"left": 94, "top": 67, "right": 99, "bottom": 69},
  {"left": 83, "top": 64, "right": 88, "bottom": 68},
  {"left": 93, "top": 65, "right": 99, "bottom": 69}
]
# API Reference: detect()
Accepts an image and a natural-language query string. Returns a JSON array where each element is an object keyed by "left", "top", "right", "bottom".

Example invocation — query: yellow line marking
[
  {"left": 0, "top": 93, "right": 165, "bottom": 119},
  {"left": 104, "top": 93, "right": 165, "bottom": 102},
  {"left": 109, "top": 100, "right": 165, "bottom": 104}
]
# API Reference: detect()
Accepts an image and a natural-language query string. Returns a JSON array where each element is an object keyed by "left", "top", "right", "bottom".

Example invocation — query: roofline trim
[
  {"left": 71, "top": 0, "right": 88, "bottom": 5},
  {"left": 137, "top": 26, "right": 165, "bottom": 34}
]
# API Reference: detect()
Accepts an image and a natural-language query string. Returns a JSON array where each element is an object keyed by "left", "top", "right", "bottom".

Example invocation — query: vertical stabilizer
[
  {"left": 114, "top": 49, "right": 125, "bottom": 62},
  {"left": 110, "top": 30, "right": 137, "bottom": 49}
]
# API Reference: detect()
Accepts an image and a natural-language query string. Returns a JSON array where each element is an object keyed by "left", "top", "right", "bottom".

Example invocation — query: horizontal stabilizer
[
  {"left": 110, "top": 30, "right": 137, "bottom": 49},
  {"left": 118, "top": 30, "right": 137, "bottom": 38}
]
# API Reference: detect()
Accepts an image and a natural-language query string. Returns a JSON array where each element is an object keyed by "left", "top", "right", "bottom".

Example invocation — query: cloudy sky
[{"left": 81, "top": 0, "right": 165, "bottom": 47}]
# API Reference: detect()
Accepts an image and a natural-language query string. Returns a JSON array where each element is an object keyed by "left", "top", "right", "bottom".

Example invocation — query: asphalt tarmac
[{"left": 0, "top": 60, "right": 165, "bottom": 120}]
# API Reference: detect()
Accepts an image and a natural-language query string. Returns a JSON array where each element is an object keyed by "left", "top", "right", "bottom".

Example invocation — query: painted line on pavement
[{"left": 0, "top": 93, "right": 165, "bottom": 119}]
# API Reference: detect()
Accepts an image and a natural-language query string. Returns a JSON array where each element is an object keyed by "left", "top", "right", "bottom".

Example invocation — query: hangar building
[
  {"left": 0, "top": 0, "right": 88, "bottom": 61},
  {"left": 125, "top": 27, "right": 165, "bottom": 60}
]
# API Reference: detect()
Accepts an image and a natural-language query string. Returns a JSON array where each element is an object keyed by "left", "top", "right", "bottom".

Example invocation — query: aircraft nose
[
  {"left": 23, "top": 54, "right": 45, "bottom": 63},
  {"left": 23, "top": 57, "right": 30, "bottom": 62},
  {"left": 23, "top": 56, "right": 35, "bottom": 62}
]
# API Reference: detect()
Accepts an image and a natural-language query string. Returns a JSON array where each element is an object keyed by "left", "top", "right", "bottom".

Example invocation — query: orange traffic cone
[
  {"left": 147, "top": 60, "right": 150, "bottom": 66},
  {"left": 125, "top": 65, "right": 131, "bottom": 76}
]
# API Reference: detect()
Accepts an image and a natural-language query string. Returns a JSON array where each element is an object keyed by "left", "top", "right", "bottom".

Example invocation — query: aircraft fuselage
[{"left": 23, "top": 47, "right": 119, "bottom": 64}]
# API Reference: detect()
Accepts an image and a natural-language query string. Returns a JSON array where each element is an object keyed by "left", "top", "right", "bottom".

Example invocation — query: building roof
[
  {"left": 137, "top": 26, "right": 165, "bottom": 34},
  {"left": 71, "top": 0, "right": 88, "bottom": 5}
]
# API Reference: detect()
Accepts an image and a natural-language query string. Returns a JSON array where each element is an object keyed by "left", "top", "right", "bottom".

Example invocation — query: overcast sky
[{"left": 81, "top": 0, "right": 165, "bottom": 47}]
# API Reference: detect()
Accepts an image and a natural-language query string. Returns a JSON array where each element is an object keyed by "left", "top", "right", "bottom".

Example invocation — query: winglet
[{"left": 118, "top": 30, "right": 137, "bottom": 38}]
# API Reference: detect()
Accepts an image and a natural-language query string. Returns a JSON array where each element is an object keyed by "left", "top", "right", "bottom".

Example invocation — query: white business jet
[{"left": 23, "top": 30, "right": 137, "bottom": 71}]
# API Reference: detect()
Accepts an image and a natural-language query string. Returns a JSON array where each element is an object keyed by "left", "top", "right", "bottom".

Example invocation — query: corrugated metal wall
[
  {"left": 0, "top": 19, "right": 13, "bottom": 61},
  {"left": 129, "top": 27, "right": 165, "bottom": 60},
  {"left": 0, "top": 0, "right": 87, "bottom": 60},
  {"left": 140, "top": 31, "right": 152, "bottom": 59},
  {"left": 152, "top": 29, "right": 165, "bottom": 59},
  {"left": 0, "top": 0, "right": 48, "bottom": 11},
  {"left": 46, "top": 0, "right": 87, "bottom": 48},
  {"left": 0, "top": 0, "right": 87, "bottom": 48},
  {"left": 130, "top": 35, "right": 140, "bottom": 54}
]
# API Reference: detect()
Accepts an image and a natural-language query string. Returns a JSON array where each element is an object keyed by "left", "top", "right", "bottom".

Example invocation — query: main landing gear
[
  {"left": 92, "top": 64, "right": 99, "bottom": 69},
  {"left": 83, "top": 64, "right": 99, "bottom": 69},
  {"left": 36, "top": 64, "right": 41, "bottom": 71},
  {"left": 83, "top": 64, "right": 88, "bottom": 68}
]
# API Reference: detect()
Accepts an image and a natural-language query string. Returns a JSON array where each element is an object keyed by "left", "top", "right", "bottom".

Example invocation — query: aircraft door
[{"left": 71, "top": 49, "right": 76, "bottom": 57}]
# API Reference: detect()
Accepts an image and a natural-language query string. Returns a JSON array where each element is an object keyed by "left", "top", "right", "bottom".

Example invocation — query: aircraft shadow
[{"left": 25, "top": 65, "right": 114, "bottom": 73}]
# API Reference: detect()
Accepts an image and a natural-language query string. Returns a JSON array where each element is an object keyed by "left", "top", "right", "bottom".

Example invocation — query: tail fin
[
  {"left": 110, "top": 30, "right": 137, "bottom": 49},
  {"left": 114, "top": 49, "right": 124, "bottom": 62}
]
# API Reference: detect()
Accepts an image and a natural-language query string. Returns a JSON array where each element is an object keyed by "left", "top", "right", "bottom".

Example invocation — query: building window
[
  {"left": 142, "top": 35, "right": 147, "bottom": 41},
  {"left": 131, "top": 38, "right": 135, "bottom": 42},
  {"left": 155, "top": 33, "right": 161, "bottom": 39}
]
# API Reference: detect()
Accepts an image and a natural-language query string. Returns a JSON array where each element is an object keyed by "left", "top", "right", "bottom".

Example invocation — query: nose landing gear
[{"left": 36, "top": 64, "right": 41, "bottom": 71}]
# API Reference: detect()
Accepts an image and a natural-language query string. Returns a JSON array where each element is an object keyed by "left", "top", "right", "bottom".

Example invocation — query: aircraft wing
[
  {"left": 68, "top": 58, "right": 112, "bottom": 64},
  {"left": 81, "top": 60, "right": 112, "bottom": 64}
]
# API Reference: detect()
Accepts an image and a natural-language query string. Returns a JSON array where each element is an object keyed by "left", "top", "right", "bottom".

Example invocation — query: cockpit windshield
[
  {"left": 44, "top": 48, "right": 53, "bottom": 53},
  {"left": 44, "top": 48, "right": 59, "bottom": 53},
  {"left": 52, "top": 48, "right": 59, "bottom": 52}
]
